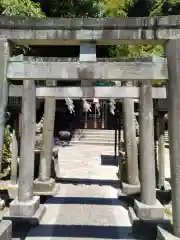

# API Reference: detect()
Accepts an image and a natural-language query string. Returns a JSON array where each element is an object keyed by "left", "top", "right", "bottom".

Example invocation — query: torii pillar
[
  {"left": 157, "top": 40, "right": 180, "bottom": 240},
  {"left": 0, "top": 38, "right": 13, "bottom": 240},
  {"left": 129, "top": 81, "right": 166, "bottom": 236},
  {"left": 4, "top": 79, "right": 45, "bottom": 224},
  {"left": 121, "top": 81, "right": 140, "bottom": 195},
  {"left": 34, "top": 80, "right": 58, "bottom": 195}
]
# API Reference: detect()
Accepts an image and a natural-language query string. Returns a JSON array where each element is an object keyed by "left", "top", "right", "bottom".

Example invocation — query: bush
[{"left": 0, "top": 125, "right": 11, "bottom": 179}]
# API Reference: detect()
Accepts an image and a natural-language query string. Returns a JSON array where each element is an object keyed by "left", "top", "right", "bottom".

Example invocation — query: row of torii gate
[{"left": 0, "top": 15, "right": 179, "bottom": 240}]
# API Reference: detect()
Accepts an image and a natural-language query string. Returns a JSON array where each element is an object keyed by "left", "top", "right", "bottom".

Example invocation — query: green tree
[
  {"left": 0, "top": 125, "right": 11, "bottom": 179},
  {"left": 99, "top": 0, "right": 180, "bottom": 86},
  {"left": 100, "top": 0, "right": 164, "bottom": 58},
  {"left": 31, "top": 0, "right": 101, "bottom": 17},
  {"left": 151, "top": 0, "right": 180, "bottom": 16},
  {"left": 0, "top": 0, "right": 45, "bottom": 17},
  {"left": 0, "top": 0, "right": 45, "bottom": 179},
  {"left": 0, "top": 0, "right": 45, "bottom": 55}
]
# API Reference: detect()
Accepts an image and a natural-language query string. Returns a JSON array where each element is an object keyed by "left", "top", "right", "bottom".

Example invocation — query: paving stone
[{"left": 25, "top": 145, "right": 135, "bottom": 240}]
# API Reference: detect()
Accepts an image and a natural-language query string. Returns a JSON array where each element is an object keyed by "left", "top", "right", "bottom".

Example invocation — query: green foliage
[
  {"left": 0, "top": 0, "right": 45, "bottom": 17},
  {"left": 151, "top": 0, "right": 180, "bottom": 16},
  {"left": 100, "top": 0, "right": 134, "bottom": 17},
  {"left": 3, "top": 126, "right": 11, "bottom": 162},
  {"left": 36, "top": 0, "right": 101, "bottom": 17},
  {"left": 0, "top": 125, "right": 11, "bottom": 179},
  {"left": 150, "top": 0, "right": 164, "bottom": 16},
  {"left": 99, "top": 0, "right": 167, "bottom": 86},
  {"left": 110, "top": 44, "right": 163, "bottom": 58},
  {"left": 0, "top": 0, "right": 45, "bottom": 55},
  {"left": 96, "top": 80, "right": 115, "bottom": 86}
]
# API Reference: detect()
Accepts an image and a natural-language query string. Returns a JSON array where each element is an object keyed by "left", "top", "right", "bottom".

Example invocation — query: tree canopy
[
  {"left": 98, "top": 0, "right": 180, "bottom": 86},
  {"left": 0, "top": 0, "right": 45, "bottom": 17}
]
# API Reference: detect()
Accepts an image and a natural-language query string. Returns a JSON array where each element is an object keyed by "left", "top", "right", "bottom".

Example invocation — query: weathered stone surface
[
  {"left": 157, "top": 113, "right": 166, "bottom": 190},
  {"left": 9, "top": 86, "right": 167, "bottom": 99},
  {"left": 139, "top": 82, "right": 156, "bottom": 205},
  {"left": 38, "top": 97, "right": 56, "bottom": 182},
  {"left": 0, "top": 16, "right": 157, "bottom": 29},
  {"left": 7, "top": 60, "right": 168, "bottom": 80},
  {"left": 165, "top": 40, "right": 180, "bottom": 237},
  {"left": 0, "top": 15, "right": 179, "bottom": 30},
  {"left": 0, "top": 29, "right": 143, "bottom": 43},
  {"left": 129, "top": 206, "right": 171, "bottom": 239},
  {"left": 10, "top": 56, "right": 163, "bottom": 62},
  {"left": 0, "top": 30, "right": 179, "bottom": 45},
  {"left": 18, "top": 80, "right": 36, "bottom": 202},
  {"left": 0, "top": 15, "right": 179, "bottom": 43},
  {"left": 8, "top": 184, "right": 18, "bottom": 199},
  {"left": 8, "top": 179, "right": 59, "bottom": 199},
  {"left": 34, "top": 178, "right": 59, "bottom": 196},
  {"left": 3, "top": 196, "right": 45, "bottom": 225},
  {"left": 0, "top": 220, "right": 12, "bottom": 240},
  {"left": 121, "top": 182, "right": 140, "bottom": 195},
  {"left": 9, "top": 196, "right": 40, "bottom": 217},
  {"left": 0, "top": 39, "right": 10, "bottom": 172},
  {"left": 157, "top": 227, "right": 180, "bottom": 240},
  {"left": 123, "top": 98, "right": 139, "bottom": 186},
  {"left": 134, "top": 199, "right": 164, "bottom": 220},
  {"left": 4, "top": 206, "right": 45, "bottom": 225}
]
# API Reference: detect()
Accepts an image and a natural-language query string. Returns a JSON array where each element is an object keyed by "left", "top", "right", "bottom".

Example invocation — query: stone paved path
[{"left": 25, "top": 145, "right": 134, "bottom": 240}]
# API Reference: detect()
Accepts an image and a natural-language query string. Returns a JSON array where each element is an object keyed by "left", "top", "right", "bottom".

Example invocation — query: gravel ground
[
  {"left": 11, "top": 143, "right": 171, "bottom": 240},
  {"left": 25, "top": 145, "right": 135, "bottom": 240}
]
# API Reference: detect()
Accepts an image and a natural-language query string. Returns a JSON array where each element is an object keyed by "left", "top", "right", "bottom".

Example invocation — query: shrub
[{"left": 0, "top": 125, "right": 11, "bottom": 179}]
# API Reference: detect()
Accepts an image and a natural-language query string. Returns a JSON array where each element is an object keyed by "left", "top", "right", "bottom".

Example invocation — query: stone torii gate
[{"left": 0, "top": 15, "right": 178, "bottom": 240}]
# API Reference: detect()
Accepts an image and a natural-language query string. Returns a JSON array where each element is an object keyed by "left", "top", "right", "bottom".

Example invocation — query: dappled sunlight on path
[{"left": 25, "top": 145, "right": 134, "bottom": 240}]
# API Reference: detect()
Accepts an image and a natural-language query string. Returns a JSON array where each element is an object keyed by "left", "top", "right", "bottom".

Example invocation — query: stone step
[
  {"left": 70, "top": 140, "right": 116, "bottom": 146},
  {"left": 73, "top": 129, "right": 117, "bottom": 144},
  {"left": 81, "top": 132, "right": 115, "bottom": 135},
  {"left": 165, "top": 131, "right": 169, "bottom": 142},
  {"left": 81, "top": 132, "right": 115, "bottom": 136},
  {"left": 81, "top": 128, "right": 115, "bottom": 131},
  {"left": 72, "top": 137, "right": 116, "bottom": 143},
  {"left": 73, "top": 130, "right": 116, "bottom": 143},
  {"left": 72, "top": 135, "right": 115, "bottom": 140},
  {"left": 81, "top": 129, "right": 115, "bottom": 134},
  {"left": 75, "top": 130, "right": 116, "bottom": 138}
]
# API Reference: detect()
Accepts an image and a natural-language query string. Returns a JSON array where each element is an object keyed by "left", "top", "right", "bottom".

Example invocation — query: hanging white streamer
[
  {"left": 65, "top": 97, "right": 75, "bottom": 114},
  {"left": 109, "top": 99, "right": 116, "bottom": 115},
  {"left": 95, "top": 101, "right": 101, "bottom": 115},
  {"left": 82, "top": 99, "right": 92, "bottom": 112}
]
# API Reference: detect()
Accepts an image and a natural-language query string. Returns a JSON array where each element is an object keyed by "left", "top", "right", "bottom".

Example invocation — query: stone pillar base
[
  {"left": 34, "top": 178, "right": 59, "bottom": 196},
  {"left": 8, "top": 179, "right": 59, "bottom": 199},
  {"left": 157, "top": 226, "right": 180, "bottom": 240},
  {"left": 0, "top": 220, "right": 12, "bottom": 240},
  {"left": 128, "top": 200, "right": 171, "bottom": 239},
  {"left": 8, "top": 184, "right": 18, "bottom": 199},
  {"left": 121, "top": 182, "right": 140, "bottom": 195},
  {"left": 3, "top": 196, "right": 45, "bottom": 225},
  {"left": 134, "top": 199, "right": 164, "bottom": 219}
]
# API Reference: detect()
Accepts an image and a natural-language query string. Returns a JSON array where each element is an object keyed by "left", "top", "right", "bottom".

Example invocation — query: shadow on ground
[
  {"left": 27, "top": 224, "right": 133, "bottom": 239},
  {"left": 45, "top": 196, "right": 124, "bottom": 206},
  {"left": 57, "top": 178, "right": 120, "bottom": 189},
  {"left": 12, "top": 222, "right": 32, "bottom": 240},
  {"left": 101, "top": 155, "right": 118, "bottom": 166}
]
